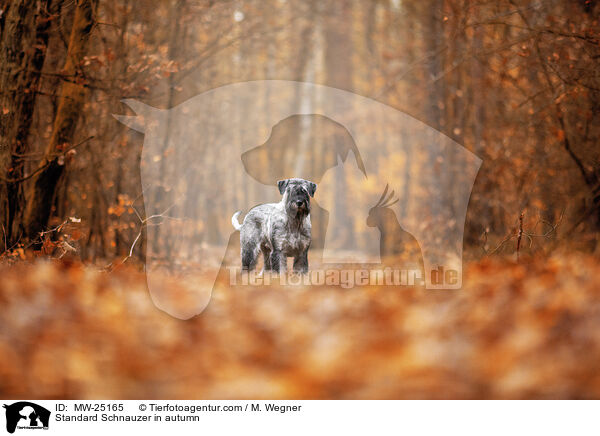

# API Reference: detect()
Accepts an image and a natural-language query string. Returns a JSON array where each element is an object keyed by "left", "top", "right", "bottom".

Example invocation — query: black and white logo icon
[{"left": 3, "top": 402, "right": 50, "bottom": 434}]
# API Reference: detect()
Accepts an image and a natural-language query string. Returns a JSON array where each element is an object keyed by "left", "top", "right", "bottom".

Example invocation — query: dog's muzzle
[{"left": 293, "top": 198, "right": 309, "bottom": 212}]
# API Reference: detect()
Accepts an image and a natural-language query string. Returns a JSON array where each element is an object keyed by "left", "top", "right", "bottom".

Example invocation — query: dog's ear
[
  {"left": 307, "top": 181, "right": 317, "bottom": 197},
  {"left": 277, "top": 179, "right": 289, "bottom": 195}
]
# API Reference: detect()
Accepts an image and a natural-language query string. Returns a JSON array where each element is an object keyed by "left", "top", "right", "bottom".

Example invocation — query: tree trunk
[
  {"left": 0, "top": 0, "right": 52, "bottom": 247},
  {"left": 22, "top": 0, "right": 96, "bottom": 242},
  {"left": 324, "top": 0, "right": 354, "bottom": 247}
]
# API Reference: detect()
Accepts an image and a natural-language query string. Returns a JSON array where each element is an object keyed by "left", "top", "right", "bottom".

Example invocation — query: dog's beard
[{"left": 287, "top": 202, "right": 309, "bottom": 218}]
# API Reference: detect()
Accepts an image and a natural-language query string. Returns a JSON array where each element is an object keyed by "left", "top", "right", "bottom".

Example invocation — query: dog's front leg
[
  {"left": 293, "top": 250, "right": 309, "bottom": 274},
  {"left": 262, "top": 249, "right": 272, "bottom": 271},
  {"left": 270, "top": 249, "right": 287, "bottom": 273}
]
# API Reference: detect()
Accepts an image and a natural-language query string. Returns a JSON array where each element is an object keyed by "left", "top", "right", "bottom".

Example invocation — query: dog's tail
[{"left": 231, "top": 211, "right": 243, "bottom": 231}]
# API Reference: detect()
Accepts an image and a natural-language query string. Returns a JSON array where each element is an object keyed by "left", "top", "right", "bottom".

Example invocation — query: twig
[
  {"left": 487, "top": 233, "right": 516, "bottom": 256},
  {"left": 0, "top": 136, "right": 94, "bottom": 184},
  {"left": 127, "top": 230, "right": 142, "bottom": 259},
  {"left": 516, "top": 212, "right": 524, "bottom": 262},
  {"left": 526, "top": 209, "right": 565, "bottom": 238},
  {"left": 107, "top": 201, "right": 181, "bottom": 269}
]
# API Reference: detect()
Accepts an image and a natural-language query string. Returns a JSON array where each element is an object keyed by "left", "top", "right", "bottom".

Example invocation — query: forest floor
[{"left": 1, "top": 254, "right": 600, "bottom": 399}]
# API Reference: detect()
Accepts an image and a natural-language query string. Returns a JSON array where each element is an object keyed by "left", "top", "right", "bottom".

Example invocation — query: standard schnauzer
[{"left": 231, "top": 178, "right": 316, "bottom": 273}]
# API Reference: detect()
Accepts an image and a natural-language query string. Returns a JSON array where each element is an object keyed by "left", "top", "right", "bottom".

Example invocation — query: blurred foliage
[{"left": 1, "top": 256, "right": 599, "bottom": 399}]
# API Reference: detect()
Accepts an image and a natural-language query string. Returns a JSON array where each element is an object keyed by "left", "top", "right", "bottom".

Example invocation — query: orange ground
[{"left": 1, "top": 255, "right": 599, "bottom": 399}]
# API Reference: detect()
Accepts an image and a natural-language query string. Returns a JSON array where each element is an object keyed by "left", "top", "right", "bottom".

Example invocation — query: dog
[
  {"left": 240, "top": 115, "right": 367, "bottom": 264},
  {"left": 231, "top": 178, "right": 316, "bottom": 273}
]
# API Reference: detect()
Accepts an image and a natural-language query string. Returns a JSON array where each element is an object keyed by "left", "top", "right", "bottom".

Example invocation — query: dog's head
[{"left": 278, "top": 178, "right": 316, "bottom": 216}]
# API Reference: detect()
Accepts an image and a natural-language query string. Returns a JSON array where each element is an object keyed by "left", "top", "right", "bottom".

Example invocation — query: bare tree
[
  {"left": 22, "top": 0, "right": 97, "bottom": 242},
  {"left": 0, "top": 0, "right": 53, "bottom": 247}
]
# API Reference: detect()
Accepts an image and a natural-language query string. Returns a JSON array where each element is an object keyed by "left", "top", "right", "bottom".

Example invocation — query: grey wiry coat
[{"left": 231, "top": 178, "right": 317, "bottom": 273}]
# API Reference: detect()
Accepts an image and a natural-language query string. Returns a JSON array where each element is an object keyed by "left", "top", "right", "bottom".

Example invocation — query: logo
[
  {"left": 115, "top": 80, "right": 481, "bottom": 319},
  {"left": 3, "top": 402, "right": 50, "bottom": 433}
]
